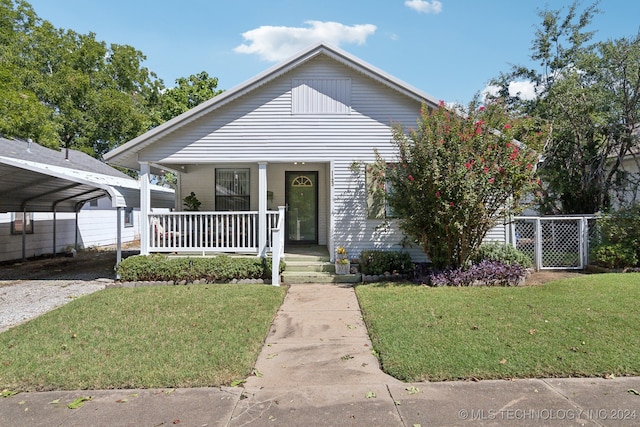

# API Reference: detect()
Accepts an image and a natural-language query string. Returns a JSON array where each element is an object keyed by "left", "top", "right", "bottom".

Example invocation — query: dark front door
[{"left": 285, "top": 171, "right": 318, "bottom": 245}]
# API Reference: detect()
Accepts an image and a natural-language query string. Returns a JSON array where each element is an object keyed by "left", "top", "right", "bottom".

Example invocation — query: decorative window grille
[{"left": 216, "top": 168, "right": 250, "bottom": 211}]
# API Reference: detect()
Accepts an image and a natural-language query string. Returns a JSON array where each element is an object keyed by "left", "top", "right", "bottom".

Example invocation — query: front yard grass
[
  {"left": 356, "top": 273, "right": 640, "bottom": 382},
  {"left": 0, "top": 284, "right": 286, "bottom": 391}
]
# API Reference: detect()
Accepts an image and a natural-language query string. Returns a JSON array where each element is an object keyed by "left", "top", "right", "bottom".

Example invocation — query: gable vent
[{"left": 292, "top": 79, "right": 351, "bottom": 114}]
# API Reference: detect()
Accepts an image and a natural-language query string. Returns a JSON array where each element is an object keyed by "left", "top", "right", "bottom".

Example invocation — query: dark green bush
[
  {"left": 117, "top": 254, "right": 285, "bottom": 283},
  {"left": 471, "top": 242, "right": 532, "bottom": 268},
  {"left": 359, "top": 250, "right": 413, "bottom": 275},
  {"left": 596, "top": 204, "right": 640, "bottom": 265},
  {"left": 590, "top": 244, "right": 638, "bottom": 269}
]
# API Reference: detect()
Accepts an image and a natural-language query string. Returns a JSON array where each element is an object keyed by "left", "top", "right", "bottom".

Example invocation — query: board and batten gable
[{"left": 134, "top": 55, "right": 422, "bottom": 164}]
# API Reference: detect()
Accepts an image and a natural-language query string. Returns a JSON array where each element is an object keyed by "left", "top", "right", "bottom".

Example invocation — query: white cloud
[
  {"left": 481, "top": 81, "right": 538, "bottom": 102},
  {"left": 508, "top": 81, "right": 537, "bottom": 101},
  {"left": 405, "top": 0, "right": 443, "bottom": 14},
  {"left": 234, "top": 21, "right": 377, "bottom": 61}
]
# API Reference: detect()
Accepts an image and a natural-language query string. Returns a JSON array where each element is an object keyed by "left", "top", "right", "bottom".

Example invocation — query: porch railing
[{"left": 149, "top": 211, "right": 281, "bottom": 254}]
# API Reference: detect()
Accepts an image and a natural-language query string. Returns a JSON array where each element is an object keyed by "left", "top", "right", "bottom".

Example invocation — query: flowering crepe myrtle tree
[{"left": 372, "top": 99, "right": 548, "bottom": 269}]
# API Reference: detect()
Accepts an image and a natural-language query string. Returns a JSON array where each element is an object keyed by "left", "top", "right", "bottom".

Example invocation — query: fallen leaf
[
  {"left": 18, "top": 400, "right": 26, "bottom": 405},
  {"left": 172, "top": 420, "right": 180, "bottom": 424},
  {"left": 604, "top": 373, "right": 615, "bottom": 379},
  {"left": 1, "top": 389, "right": 18, "bottom": 398},
  {"left": 49, "top": 399, "right": 60, "bottom": 404},
  {"left": 406, "top": 386, "right": 420, "bottom": 395},
  {"left": 116, "top": 399, "right": 128, "bottom": 403},
  {"left": 266, "top": 353, "right": 278, "bottom": 359},
  {"left": 67, "top": 396, "right": 91, "bottom": 409},
  {"left": 347, "top": 324, "right": 357, "bottom": 329},
  {"left": 252, "top": 368, "right": 263, "bottom": 378},
  {"left": 341, "top": 354, "right": 354, "bottom": 360},
  {"left": 164, "top": 389, "right": 175, "bottom": 395},
  {"left": 230, "top": 379, "right": 245, "bottom": 387},
  {"left": 365, "top": 391, "right": 376, "bottom": 399},
  {"left": 529, "top": 328, "right": 536, "bottom": 335},
  {"left": 627, "top": 389, "right": 640, "bottom": 396},
  {"left": 499, "top": 359, "right": 507, "bottom": 364}
]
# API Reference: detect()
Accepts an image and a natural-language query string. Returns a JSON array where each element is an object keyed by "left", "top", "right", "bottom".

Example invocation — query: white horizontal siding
[{"left": 137, "top": 55, "right": 430, "bottom": 261}]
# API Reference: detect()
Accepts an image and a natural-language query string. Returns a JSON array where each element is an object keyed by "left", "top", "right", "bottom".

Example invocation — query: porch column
[
  {"left": 258, "top": 162, "right": 267, "bottom": 257},
  {"left": 140, "top": 163, "right": 151, "bottom": 255}
]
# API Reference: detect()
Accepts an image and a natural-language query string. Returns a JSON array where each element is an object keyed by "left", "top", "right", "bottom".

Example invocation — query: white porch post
[
  {"left": 258, "top": 162, "right": 267, "bottom": 257},
  {"left": 140, "top": 163, "right": 151, "bottom": 255}
]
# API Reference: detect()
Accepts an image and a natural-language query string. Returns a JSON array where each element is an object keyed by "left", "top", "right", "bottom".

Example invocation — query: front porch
[{"left": 149, "top": 210, "right": 283, "bottom": 255}]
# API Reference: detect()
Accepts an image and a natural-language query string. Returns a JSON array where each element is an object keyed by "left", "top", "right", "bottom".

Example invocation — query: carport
[{"left": 0, "top": 137, "right": 174, "bottom": 265}]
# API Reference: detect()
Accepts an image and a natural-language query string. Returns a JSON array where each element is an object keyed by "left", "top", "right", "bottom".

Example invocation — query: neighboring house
[
  {"left": 0, "top": 138, "right": 174, "bottom": 262},
  {"left": 104, "top": 42, "right": 508, "bottom": 264}
]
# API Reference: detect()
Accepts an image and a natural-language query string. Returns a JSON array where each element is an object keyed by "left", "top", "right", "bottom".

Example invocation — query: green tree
[
  {"left": 372, "top": 100, "right": 547, "bottom": 269},
  {"left": 491, "top": 1, "right": 640, "bottom": 213},
  {"left": 152, "top": 71, "right": 223, "bottom": 125},
  {"left": 0, "top": 0, "right": 163, "bottom": 158}
]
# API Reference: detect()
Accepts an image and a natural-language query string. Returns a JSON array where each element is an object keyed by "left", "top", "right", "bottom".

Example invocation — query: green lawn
[
  {"left": 356, "top": 273, "right": 640, "bottom": 382},
  {"left": 0, "top": 284, "right": 286, "bottom": 392}
]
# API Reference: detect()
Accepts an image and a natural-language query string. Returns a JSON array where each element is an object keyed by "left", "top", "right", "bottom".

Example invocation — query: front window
[
  {"left": 124, "top": 207, "right": 134, "bottom": 228},
  {"left": 11, "top": 212, "right": 34, "bottom": 234},
  {"left": 216, "top": 168, "right": 250, "bottom": 211}
]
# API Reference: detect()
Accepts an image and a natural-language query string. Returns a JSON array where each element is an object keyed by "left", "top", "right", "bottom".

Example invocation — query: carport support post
[
  {"left": 116, "top": 207, "right": 122, "bottom": 279},
  {"left": 140, "top": 163, "right": 151, "bottom": 255},
  {"left": 53, "top": 207, "right": 57, "bottom": 257}
]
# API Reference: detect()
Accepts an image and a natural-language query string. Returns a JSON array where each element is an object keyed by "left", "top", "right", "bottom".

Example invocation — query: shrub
[
  {"left": 596, "top": 204, "right": 640, "bottom": 264},
  {"left": 471, "top": 242, "right": 532, "bottom": 268},
  {"left": 428, "top": 260, "right": 527, "bottom": 287},
  {"left": 590, "top": 244, "right": 638, "bottom": 269},
  {"left": 359, "top": 250, "right": 413, "bottom": 275},
  {"left": 117, "top": 254, "right": 285, "bottom": 283}
]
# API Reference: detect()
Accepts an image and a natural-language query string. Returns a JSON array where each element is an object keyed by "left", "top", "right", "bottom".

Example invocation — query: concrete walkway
[{"left": 1, "top": 283, "right": 639, "bottom": 426}]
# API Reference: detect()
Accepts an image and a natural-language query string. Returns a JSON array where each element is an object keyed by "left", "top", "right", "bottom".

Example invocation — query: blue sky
[{"left": 27, "top": 0, "right": 640, "bottom": 105}]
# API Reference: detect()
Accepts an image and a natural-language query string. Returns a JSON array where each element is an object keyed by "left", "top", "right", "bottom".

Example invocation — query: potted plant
[
  {"left": 183, "top": 192, "right": 201, "bottom": 211},
  {"left": 335, "top": 246, "right": 350, "bottom": 275}
]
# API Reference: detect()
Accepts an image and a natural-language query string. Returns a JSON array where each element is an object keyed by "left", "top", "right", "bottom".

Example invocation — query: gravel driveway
[{"left": 0, "top": 247, "right": 138, "bottom": 332}]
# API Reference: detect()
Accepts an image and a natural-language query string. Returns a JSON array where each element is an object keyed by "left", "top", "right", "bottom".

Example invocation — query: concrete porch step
[{"left": 281, "top": 271, "right": 362, "bottom": 284}]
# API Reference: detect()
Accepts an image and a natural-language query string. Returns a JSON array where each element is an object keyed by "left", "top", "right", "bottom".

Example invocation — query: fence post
[{"left": 535, "top": 217, "right": 542, "bottom": 271}]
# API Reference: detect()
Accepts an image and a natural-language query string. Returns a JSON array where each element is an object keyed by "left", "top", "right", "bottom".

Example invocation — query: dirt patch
[{"left": 525, "top": 270, "right": 586, "bottom": 286}]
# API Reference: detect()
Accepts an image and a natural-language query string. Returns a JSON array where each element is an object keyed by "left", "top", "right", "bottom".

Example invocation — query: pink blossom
[
  {"left": 526, "top": 163, "right": 533, "bottom": 170},
  {"left": 435, "top": 191, "right": 441, "bottom": 198},
  {"left": 439, "top": 100, "right": 446, "bottom": 107},
  {"left": 408, "top": 175, "right": 414, "bottom": 181},
  {"left": 449, "top": 202, "right": 455, "bottom": 207},
  {"left": 483, "top": 167, "right": 489, "bottom": 174},
  {"left": 479, "top": 106, "right": 485, "bottom": 111},
  {"left": 488, "top": 178, "right": 495, "bottom": 184},
  {"left": 503, "top": 124, "right": 512, "bottom": 130},
  {"left": 465, "top": 162, "right": 472, "bottom": 170}
]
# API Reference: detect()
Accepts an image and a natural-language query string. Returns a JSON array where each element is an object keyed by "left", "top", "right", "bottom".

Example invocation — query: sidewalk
[{"left": 1, "top": 283, "right": 639, "bottom": 426}]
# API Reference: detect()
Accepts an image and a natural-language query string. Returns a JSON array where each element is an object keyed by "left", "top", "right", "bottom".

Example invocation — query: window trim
[
  {"left": 215, "top": 168, "right": 251, "bottom": 211},
  {"left": 11, "top": 212, "right": 34, "bottom": 234},
  {"left": 124, "top": 207, "right": 134, "bottom": 228}
]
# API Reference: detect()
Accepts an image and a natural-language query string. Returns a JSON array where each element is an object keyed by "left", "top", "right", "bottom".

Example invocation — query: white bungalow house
[{"left": 104, "top": 42, "right": 508, "bottom": 278}]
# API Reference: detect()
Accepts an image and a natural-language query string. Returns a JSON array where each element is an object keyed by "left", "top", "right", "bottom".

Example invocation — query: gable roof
[
  {"left": 104, "top": 42, "right": 441, "bottom": 171},
  {"left": 0, "top": 138, "right": 174, "bottom": 213}
]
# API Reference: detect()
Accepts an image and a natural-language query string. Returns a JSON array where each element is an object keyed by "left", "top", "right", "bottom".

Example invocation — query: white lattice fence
[{"left": 511, "top": 216, "right": 598, "bottom": 270}]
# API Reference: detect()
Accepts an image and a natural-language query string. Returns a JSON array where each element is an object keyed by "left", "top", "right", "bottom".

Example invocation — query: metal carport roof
[
  {"left": 0, "top": 138, "right": 174, "bottom": 213},
  {"left": 0, "top": 137, "right": 175, "bottom": 263}
]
